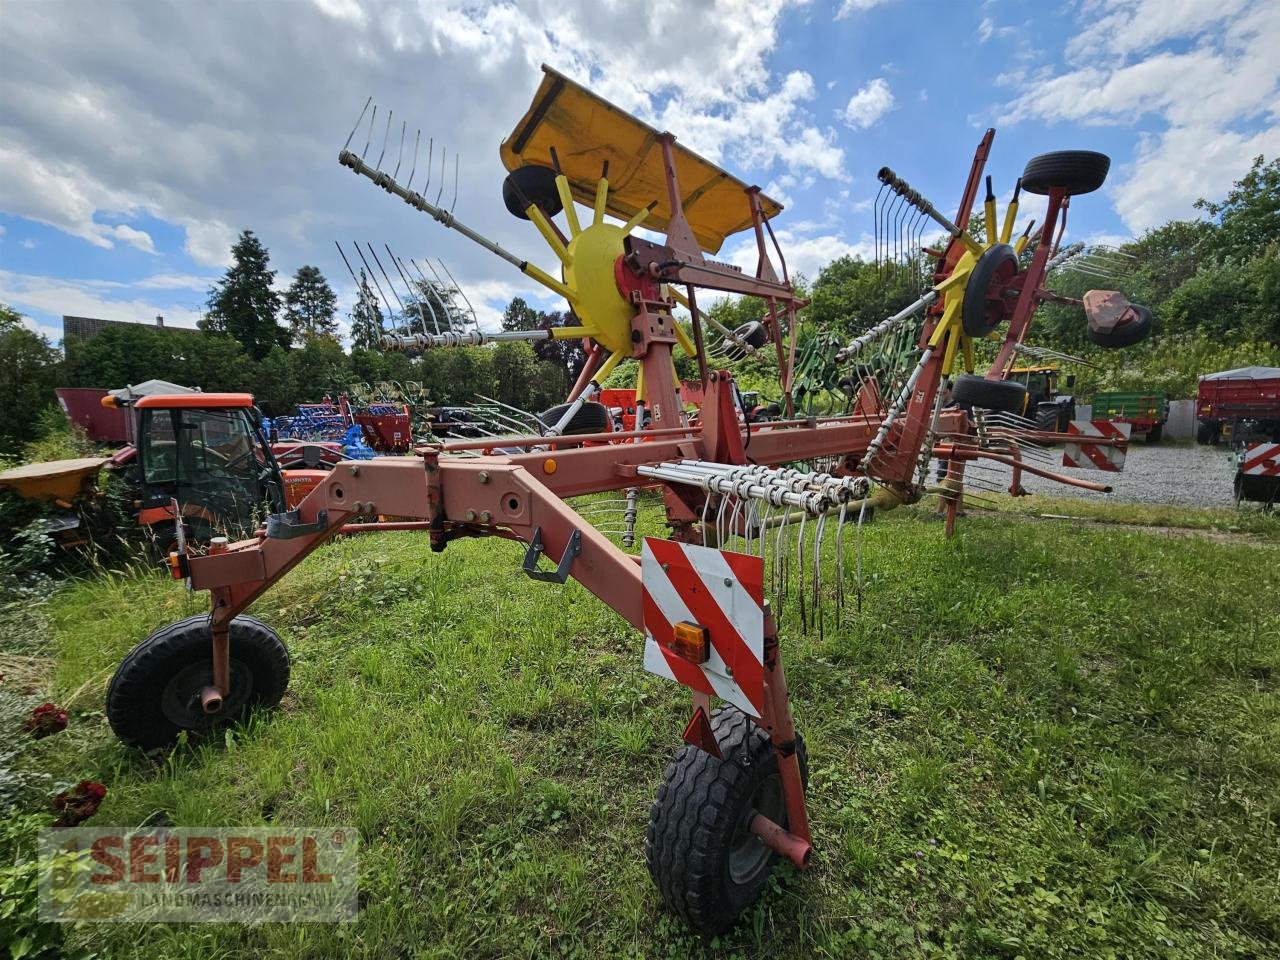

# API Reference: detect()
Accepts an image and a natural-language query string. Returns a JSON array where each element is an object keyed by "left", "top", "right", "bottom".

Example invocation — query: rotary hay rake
[{"left": 105, "top": 66, "right": 1153, "bottom": 934}]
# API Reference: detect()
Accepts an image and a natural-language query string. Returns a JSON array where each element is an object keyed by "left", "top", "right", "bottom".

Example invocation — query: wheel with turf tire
[
  {"left": 645, "top": 705, "right": 808, "bottom": 936},
  {"left": 502, "top": 165, "right": 563, "bottom": 220},
  {"left": 538, "top": 400, "right": 611, "bottom": 436},
  {"left": 962, "top": 243, "right": 1019, "bottom": 337},
  {"left": 1021, "top": 150, "right": 1111, "bottom": 196},
  {"left": 951, "top": 373, "right": 1029, "bottom": 414},
  {"left": 106, "top": 615, "right": 289, "bottom": 749},
  {"left": 1086, "top": 303, "right": 1152, "bottom": 348}
]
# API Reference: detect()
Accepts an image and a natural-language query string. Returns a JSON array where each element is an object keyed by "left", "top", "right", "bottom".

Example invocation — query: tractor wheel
[
  {"left": 962, "top": 243, "right": 1019, "bottom": 337},
  {"left": 502, "top": 165, "right": 563, "bottom": 220},
  {"left": 106, "top": 615, "right": 290, "bottom": 750},
  {"left": 539, "top": 401, "right": 611, "bottom": 436},
  {"left": 951, "top": 373, "right": 1029, "bottom": 414},
  {"left": 1196, "top": 421, "right": 1220, "bottom": 445},
  {"left": 1146, "top": 422, "right": 1163, "bottom": 443},
  {"left": 1021, "top": 150, "right": 1111, "bottom": 196},
  {"left": 645, "top": 705, "right": 808, "bottom": 936},
  {"left": 1086, "top": 303, "right": 1153, "bottom": 348}
]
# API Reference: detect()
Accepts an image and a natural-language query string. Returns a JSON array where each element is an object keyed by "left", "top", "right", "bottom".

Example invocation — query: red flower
[
  {"left": 25, "top": 702, "right": 69, "bottom": 738},
  {"left": 53, "top": 780, "right": 108, "bottom": 826}
]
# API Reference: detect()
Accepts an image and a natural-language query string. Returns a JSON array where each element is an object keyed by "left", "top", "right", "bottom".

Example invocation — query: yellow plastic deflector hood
[{"left": 500, "top": 65, "right": 783, "bottom": 255}]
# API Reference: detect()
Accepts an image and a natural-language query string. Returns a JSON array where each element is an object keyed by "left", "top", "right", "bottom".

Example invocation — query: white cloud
[
  {"left": 0, "top": 269, "right": 205, "bottom": 337},
  {"left": 0, "top": 0, "right": 843, "bottom": 315},
  {"left": 724, "top": 229, "right": 875, "bottom": 281},
  {"left": 836, "top": 0, "right": 894, "bottom": 19},
  {"left": 111, "top": 224, "right": 156, "bottom": 254},
  {"left": 978, "top": 17, "right": 995, "bottom": 42},
  {"left": 843, "top": 78, "right": 895, "bottom": 129},
  {"left": 181, "top": 220, "right": 237, "bottom": 269},
  {"left": 999, "top": 0, "right": 1280, "bottom": 231}
]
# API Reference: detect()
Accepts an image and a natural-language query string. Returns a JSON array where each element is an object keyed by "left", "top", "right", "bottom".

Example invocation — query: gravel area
[{"left": 933, "top": 441, "right": 1240, "bottom": 508}]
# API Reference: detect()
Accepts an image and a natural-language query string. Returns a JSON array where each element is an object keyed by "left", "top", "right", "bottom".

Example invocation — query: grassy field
[{"left": 3, "top": 501, "right": 1279, "bottom": 959}]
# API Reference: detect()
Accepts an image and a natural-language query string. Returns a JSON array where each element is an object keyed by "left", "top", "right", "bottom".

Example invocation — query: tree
[
  {"left": 499, "top": 296, "right": 586, "bottom": 378},
  {"left": 349, "top": 270, "right": 385, "bottom": 351},
  {"left": 404, "top": 276, "right": 471, "bottom": 333},
  {"left": 0, "top": 305, "right": 62, "bottom": 454},
  {"left": 283, "top": 265, "right": 338, "bottom": 342},
  {"left": 502, "top": 296, "right": 542, "bottom": 332},
  {"left": 200, "top": 230, "right": 288, "bottom": 360},
  {"left": 1196, "top": 155, "right": 1280, "bottom": 262}
]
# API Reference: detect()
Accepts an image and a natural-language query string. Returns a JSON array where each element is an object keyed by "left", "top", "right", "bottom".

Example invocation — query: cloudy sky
[{"left": 1, "top": 0, "right": 1277, "bottom": 344}]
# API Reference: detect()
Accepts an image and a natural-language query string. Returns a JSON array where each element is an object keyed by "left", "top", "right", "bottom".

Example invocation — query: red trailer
[
  {"left": 56, "top": 387, "right": 131, "bottom": 443},
  {"left": 1196, "top": 366, "right": 1280, "bottom": 445}
]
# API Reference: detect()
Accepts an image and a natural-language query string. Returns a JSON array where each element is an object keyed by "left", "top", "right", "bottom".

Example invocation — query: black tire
[
  {"left": 951, "top": 373, "right": 1028, "bottom": 414},
  {"left": 1021, "top": 150, "right": 1111, "bottom": 196},
  {"left": 1035, "top": 403, "right": 1060, "bottom": 432},
  {"left": 645, "top": 705, "right": 808, "bottom": 936},
  {"left": 538, "top": 400, "right": 611, "bottom": 436},
  {"left": 1086, "top": 303, "right": 1153, "bottom": 348},
  {"left": 962, "top": 243, "right": 1019, "bottom": 337},
  {"left": 106, "top": 615, "right": 290, "bottom": 749},
  {"left": 1146, "top": 422, "right": 1163, "bottom": 443},
  {"left": 1196, "top": 421, "right": 1220, "bottom": 445},
  {"left": 721, "top": 320, "right": 769, "bottom": 359},
  {"left": 502, "top": 165, "right": 563, "bottom": 220}
]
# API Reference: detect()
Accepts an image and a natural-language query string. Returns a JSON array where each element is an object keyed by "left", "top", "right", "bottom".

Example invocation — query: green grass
[
  {"left": 974, "top": 490, "right": 1280, "bottom": 537},
  {"left": 4, "top": 505, "right": 1280, "bottom": 958}
]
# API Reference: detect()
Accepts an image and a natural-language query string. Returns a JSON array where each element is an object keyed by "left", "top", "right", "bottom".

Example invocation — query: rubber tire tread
[
  {"left": 502, "top": 165, "right": 563, "bottom": 220},
  {"left": 1086, "top": 304, "right": 1152, "bottom": 348},
  {"left": 106, "top": 614, "right": 289, "bottom": 749},
  {"left": 1021, "top": 150, "right": 1111, "bottom": 196},
  {"left": 539, "top": 401, "right": 611, "bottom": 436},
  {"left": 645, "top": 705, "right": 808, "bottom": 936},
  {"left": 951, "top": 373, "right": 1029, "bottom": 414}
]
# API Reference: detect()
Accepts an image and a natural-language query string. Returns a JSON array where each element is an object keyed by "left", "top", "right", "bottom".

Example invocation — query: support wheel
[
  {"left": 951, "top": 373, "right": 1029, "bottom": 414},
  {"left": 645, "top": 705, "right": 808, "bottom": 936},
  {"left": 539, "top": 400, "right": 611, "bottom": 436},
  {"left": 1021, "top": 150, "right": 1111, "bottom": 196},
  {"left": 1086, "top": 303, "right": 1153, "bottom": 348},
  {"left": 106, "top": 615, "right": 290, "bottom": 749},
  {"left": 962, "top": 243, "right": 1019, "bottom": 337},
  {"left": 502, "top": 165, "right": 562, "bottom": 220}
]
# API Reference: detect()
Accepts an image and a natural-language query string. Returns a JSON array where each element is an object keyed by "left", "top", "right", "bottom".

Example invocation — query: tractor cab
[
  {"left": 132, "top": 394, "right": 284, "bottom": 541},
  {"left": 1008, "top": 365, "right": 1077, "bottom": 431}
]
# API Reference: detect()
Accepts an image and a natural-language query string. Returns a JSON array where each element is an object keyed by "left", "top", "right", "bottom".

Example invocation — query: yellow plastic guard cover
[{"left": 500, "top": 65, "right": 783, "bottom": 255}]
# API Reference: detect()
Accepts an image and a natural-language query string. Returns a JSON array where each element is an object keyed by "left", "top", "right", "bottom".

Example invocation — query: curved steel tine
[
  {"left": 435, "top": 258, "right": 481, "bottom": 334},
  {"left": 366, "top": 243, "right": 407, "bottom": 315},
  {"left": 352, "top": 241, "right": 398, "bottom": 325},
  {"left": 419, "top": 258, "right": 457, "bottom": 332},
  {"left": 435, "top": 147, "right": 447, "bottom": 207},
  {"left": 344, "top": 96, "right": 372, "bottom": 152},
  {"left": 451, "top": 153, "right": 460, "bottom": 214},
  {"left": 406, "top": 129, "right": 421, "bottom": 192},
  {"left": 835, "top": 498, "right": 848, "bottom": 617},
  {"left": 423, "top": 137, "right": 433, "bottom": 194},
  {"left": 701, "top": 489, "right": 713, "bottom": 548},
  {"left": 773, "top": 508, "right": 789, "bottom": 615},
  {"left": 404, "top": 257, "right": 444, "bottom": 334},
  {"left": 384, "top": 244, "right": 430, "bottom": 336},
  {"left": 361, "top": 104, "right": 377, "bottom": 159},
  {"left": 375, "top": 109, "right": 393, "bottom": 171},
  {"left": 873, "top": 182, "right": 884, "bottom": 270},
  {"left": 813, "top": 511, "right": 827, "bottom": 643},
  {"left": 796, "top": 509, "right": 808, "bottom": 632},
  {"left": 855, "top": 494, "right": 871, "bottom": 614},
  {"left": 392, "top": 120, "right": 407, "bottom": 180}
]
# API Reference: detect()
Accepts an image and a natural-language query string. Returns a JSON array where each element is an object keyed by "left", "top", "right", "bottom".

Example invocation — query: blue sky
[{"left": 2, "top": 0, "right": 1276, "bottom": 347}]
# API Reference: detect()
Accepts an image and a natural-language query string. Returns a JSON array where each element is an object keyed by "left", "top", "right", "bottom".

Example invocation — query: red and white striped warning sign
[
  {"left": 641, "top": 537, "right": 765, "bottom": 717},
  {"left": 1242, "top": 442, "right": 1280, "bottom": 477},
  {"left": 1062, "top": 419, "right": 1131, "bottom": 472}
]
